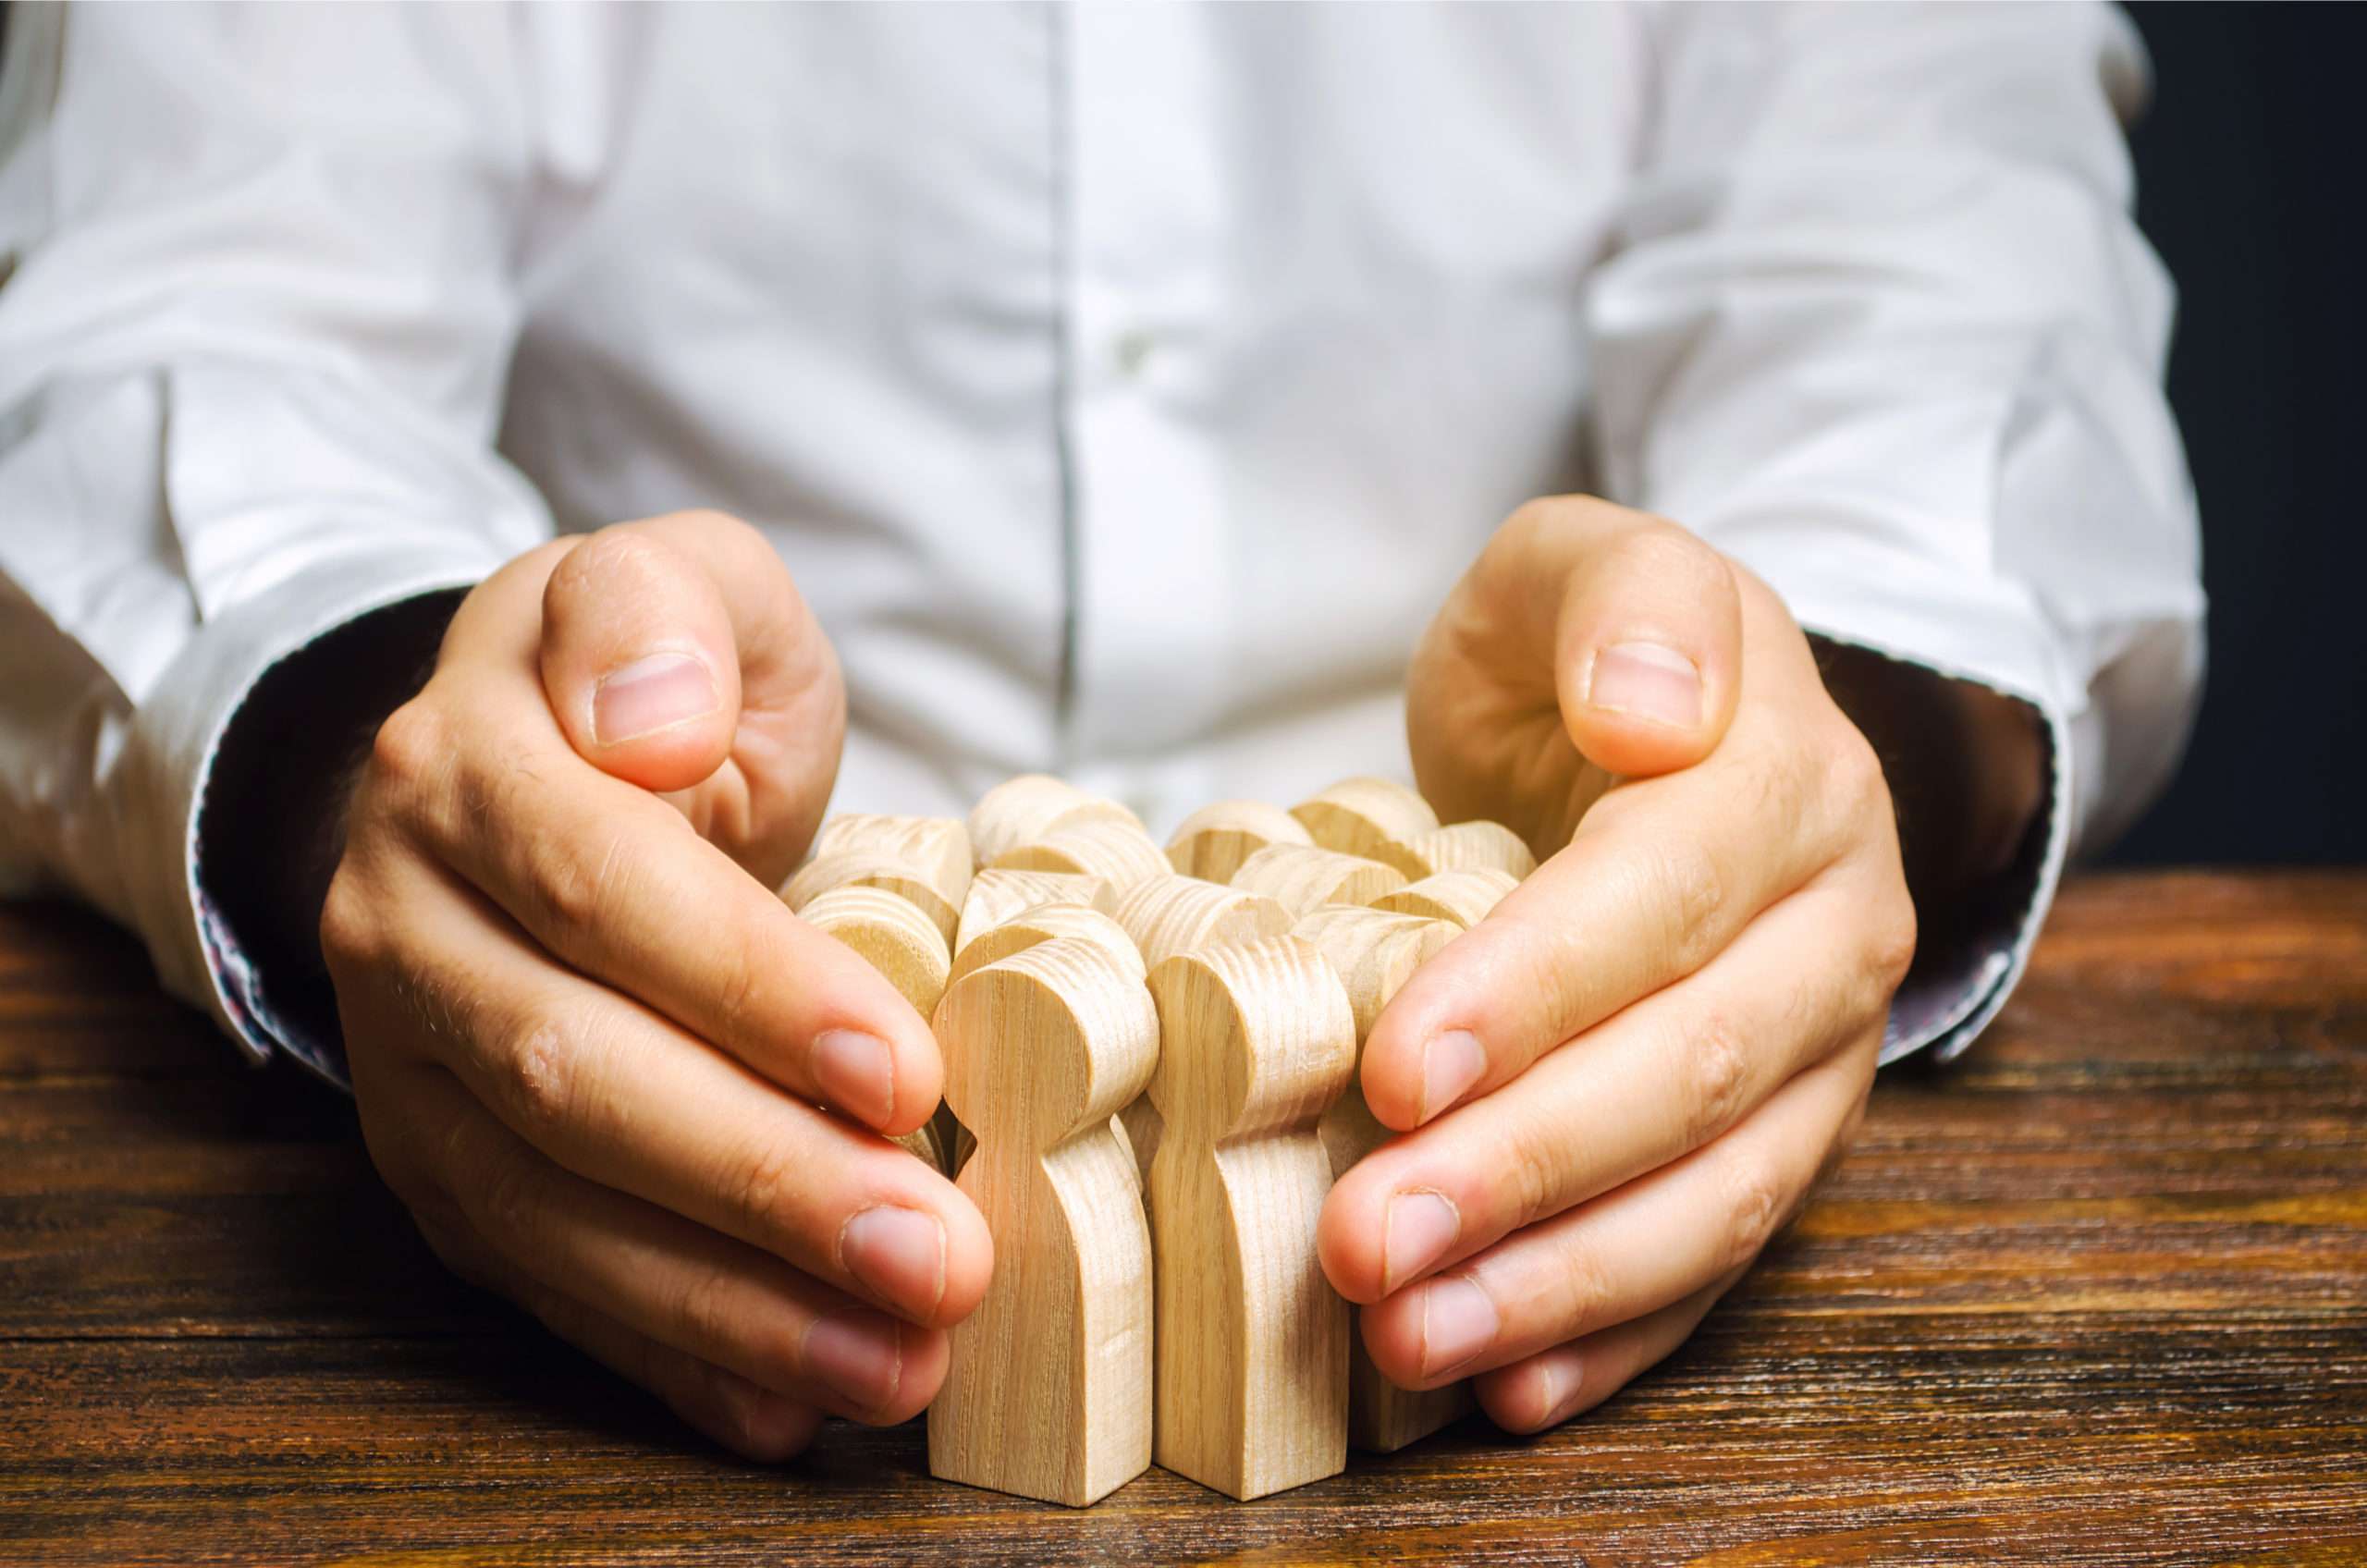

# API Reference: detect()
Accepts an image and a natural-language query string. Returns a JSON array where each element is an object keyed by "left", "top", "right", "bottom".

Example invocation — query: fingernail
[
  {"left": 840, "top": 1205, "right": 947, "bottom": 1319},
  {"left": 593, "top": 652, "right": 718, "bottom": 743},
  {"left": 1531, "top": 1345, "right": 1588, "bottom": 1429},
  {"left": 1418, "top": 1029, "right": 1487, "bottom": 1123},
  {"left": 1588, "top": 641, "right": 1701, "bottom": 728},
  {"left": 1419, "top": 1276, "right": 1500, "bottom": 1378},
  {"left": 801, "top": 1309, "right": 905, "bottom": 1415},
  {"left": 812, "top": 1029, "right": 896, "bottom": 1127},
  {"left": 1382, "top": 1189, "right": 1462, "bottom": 1294}
]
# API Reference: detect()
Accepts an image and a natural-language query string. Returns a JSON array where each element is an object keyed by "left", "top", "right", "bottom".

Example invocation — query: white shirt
[{"left": 0, "top": 2, "right": 2202, "bottom": 1076}]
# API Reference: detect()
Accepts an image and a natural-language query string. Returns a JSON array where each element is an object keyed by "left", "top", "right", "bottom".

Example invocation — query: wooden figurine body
[
  {"left": 967, "top": 775, "right": 1147, "bottom": 865},
  {"left": 1293, "top": 903, "right": 1476, "bottom": 1452},
  {"left": 1289, "top": 777, "right": 1439, "bottom": 862},
  {"left": 1165, "top": 800, "right": 1314, "bottom": 883},
  {"left": 1230, "top": 842, "right": 1406, "bottom": 919},
  {"left": 1375, "top": 819, "right": 1539, "bottom": 880},
  {"left": 1368, "top": 867, "right": 1521, "bottom": 930},
  {"left": 953, "top": 867, "right": 1115, "bottom": 955},
  {"left": 1146, "top": 936, "right": 1355, "bottom": 1500},
  {"left": 929, "top": 937, "right": 1159, "bottom": 1507}
]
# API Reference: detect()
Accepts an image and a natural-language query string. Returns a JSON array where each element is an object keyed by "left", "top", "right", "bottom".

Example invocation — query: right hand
[{"left": 322, "top": 510, "right": 991, "bottom": 1460}]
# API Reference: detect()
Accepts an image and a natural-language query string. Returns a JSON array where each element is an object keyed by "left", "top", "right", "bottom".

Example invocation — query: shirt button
[{"left": 1112, "top": 327, "right": 1156, "bottom": 379}]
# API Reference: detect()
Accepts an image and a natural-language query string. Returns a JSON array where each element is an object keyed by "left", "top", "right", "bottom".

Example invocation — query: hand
[
  {"left": 1318, "top": 496, "right": 1922, "bottom": 1433},
  {"left": 322, "top": 511, "right": 992, "bottom": 1459}
]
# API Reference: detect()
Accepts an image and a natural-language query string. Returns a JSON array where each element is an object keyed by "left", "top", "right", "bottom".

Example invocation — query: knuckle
[
  {"left": 1865, "top": 890, "right": 1919, "bottom": 994},
  {"left": 1718, "top": 1156, "right": 1786, "bottom": 1275},
  {"left": 367, "top": 698, "right": 448, "bottom": 798},
  {"left": 1674, "top": 1010, "right": 1753, "bottom": 1148},
  {"left": 526, "top": 823, "right": 632, "bottom": 953},
  {"left": 1540, "top": 1227, "right": 1617, "bottom": 1336},
  {"left": 730, "top": 1139, "right": 803, "bottom": 1247},
  {"left": 1500, "top": 1113, "right": 1571, "bottom": 1231},
  {"left": 475, "top": 1144, "right": 549, "bottom": 1258},
  {"left": 491, "top": 1017, "right": 582, "bottom": 1140},
  {"left": 316, "top": 868, "right": 379, "bottom": 974},
  {"left": 1650, "top": 839, "right": 1728, "bottom": 974}
]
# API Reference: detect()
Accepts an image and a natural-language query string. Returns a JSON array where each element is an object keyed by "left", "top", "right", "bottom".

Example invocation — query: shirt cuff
[{"left": 114, "top": 545, "right": 496, "bottom": 1081}]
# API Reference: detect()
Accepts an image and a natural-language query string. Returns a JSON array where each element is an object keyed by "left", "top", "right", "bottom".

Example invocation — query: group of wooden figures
[{"left": 782, "top": 775, "right": 1538, "bottom": 1506}]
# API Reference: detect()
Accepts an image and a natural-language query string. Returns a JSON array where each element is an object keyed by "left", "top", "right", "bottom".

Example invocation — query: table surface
[{"left": 3, "top": 869, "right": 2363, "bottom": 1566}]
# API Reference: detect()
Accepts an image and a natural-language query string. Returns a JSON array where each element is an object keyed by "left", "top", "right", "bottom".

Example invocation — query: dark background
[
  {"left": 2112, "top": 2, "right": 2367, "bottom": 864},
  {"left": 0, "top": 4, "right": 2356, "bottom": 864}
]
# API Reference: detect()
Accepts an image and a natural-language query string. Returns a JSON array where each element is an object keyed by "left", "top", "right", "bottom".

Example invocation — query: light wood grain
[
  {"left": 1164, "top": 800, "right": 1315, "bottom": 883},
  {"left": 813, "top": 814, "right": 976, "bottom": 906},
  {"left": 966, "top": 776, "right": 1148, "bottom": 867},
  {"left": 1230, "top": 843, "right": 1407, "bottom": 919},
  {"left": 782, "top": 851, "right": 962, "bottom": 944},
  {"left": 1374, "top": 821, "right": 1539, "bottom": 881},
  {"left": 949, "top": 903, "right": 1147, "bottom": 990},
  {"left": 801, "top": 884, "right": 953, "bottom": 1018},
  {"left": 1290, "top": 777, "right": 1440, "bottom": 863},
  {"left": 993, "top": 817, "right": 1172, "bottom": 890},
  {"left": 1368, "top": 868, "right": 1520, "bottom": 930},
  {"left": 1146, "top": 936, "right": 1355, "bottom": 1500},
  {"left": 953, "top": 868, "right": 1117, "bottom": 956},
  {"left": 929, "top": 937, "right": 1159, "bottom": 1507},
  {"left": 1293, "top": 904, "right": 1472, "bottom": 1450}
]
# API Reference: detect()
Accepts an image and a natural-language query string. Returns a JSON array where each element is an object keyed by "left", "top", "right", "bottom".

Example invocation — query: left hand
[{"left": 1318, "top": 495, "right": 1919, "bottom": 1433}]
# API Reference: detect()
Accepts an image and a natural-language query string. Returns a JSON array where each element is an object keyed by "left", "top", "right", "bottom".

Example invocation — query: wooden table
[{"left": 4, "top": 871, "right": 2363, "bottom": 1565}]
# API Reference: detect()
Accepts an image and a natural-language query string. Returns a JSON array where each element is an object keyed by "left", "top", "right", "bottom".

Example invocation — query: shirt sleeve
[
  {"left": 1588, "top": 0, "right": 2205, "bottom": 1060},
  {"left": 0, "top": 4, "right": 556, "bottom": 1059}
]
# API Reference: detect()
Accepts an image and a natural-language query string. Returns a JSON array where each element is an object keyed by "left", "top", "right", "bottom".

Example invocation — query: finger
[
  {"left": 1360, "top": 652, "right": 1894, "bottom": 1132},
  {"left": 337, "top": 855, "right": 992, "bottom": 1329},
  {"left": 1550, "top": 515, "right": 1742, "bottom": 778},
  {"left": 1354, "top": 1044, "right": 1872, "bottom": 1390},
  {"left": 1472, "top": 1266, "right": 1748, "bottom": 1435},
  {"left": 394, "top": 1063, "right": 946, "bottom": 1427},
  {"left": 539, "top": 522, "right": 744, "bottom": 793},
  {"left": 369, "top": 670, "right": 939, "bottom": 1136},
  {"left": 416, "top": 1211, "right": 828, "bottom": 1461},
  {"left": 1322, "top": 876, "right": 1890, "bottom": 1304}
]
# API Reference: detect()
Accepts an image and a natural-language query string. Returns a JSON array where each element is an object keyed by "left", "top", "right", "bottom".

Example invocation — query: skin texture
[
  {"left": 1316, "top": 495, "right": 1932, "bottom": 1436},
  {"left": 322, "top": 511, "right": 993, "bottom": 1460}
]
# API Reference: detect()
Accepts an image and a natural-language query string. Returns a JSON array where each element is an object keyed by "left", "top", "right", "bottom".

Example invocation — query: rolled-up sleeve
[
  {"left": 0, "top": 4, "right": 555, "bottom": 1055},
  {"left": 1588, "top": 1, "right": 2205, "bottom": 1059}
]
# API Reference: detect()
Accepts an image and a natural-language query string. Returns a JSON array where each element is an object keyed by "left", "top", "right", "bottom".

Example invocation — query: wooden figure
[
  {"left": 966, "top": 775, "right": 1147, "bottom": 866},
  {"left": 1164, "top": 800, "right": 1314, "bottom": 883},
  {"left": 992, "top": 817, "right": 1171, "bottom": 890},
  {"left": 929, "top": 937, "right": 1159, "bottom": 1507},
  {"left": 953, "top": 868, "right": 1115, "bottom": 956},
  {"left": 1110, "top": 876, "right": 1294, "bottom": 1184},
  {"left": 1111, "top": 875, "right": 1294, "bottom": 972},
  {"left": 950, "top": 901, "right": 1147, "bottom": 990},
  {"left": 1289, "top": 777, "right": 1439, "bottom": 863},
  {"left": 799, "top": 884, "right": 953, "bottom": 1018},
  {"left": 783, "top": 851, "right": 961, "bottom": 944},
  {"left": 1291, "top": 905, "right": 1472, "bottom": 1452},
  {"left": 1372, "top": 819, "right": 1539, "bottom": 881},
  {"left": 1145, "top": 936, "right": 1355, "bottom": 1500},
  {"left": 1229, "top": 842, "right": 1406, "bottom": 919},
  {"left": 1368, "top": 867, "right": 1522, "bottom": 930},
  {"left": 814, "top": 813, "right": 975, "bottom": 903}
]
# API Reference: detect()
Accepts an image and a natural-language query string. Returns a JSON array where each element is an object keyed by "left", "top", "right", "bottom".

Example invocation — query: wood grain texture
[
  {"left": 1290, "top": 777, "right": 1441, "bottom": 862},
  {"left": 1374, "top": 820, "right": 1539, "bottom": 881},
  {"left": 813, "top": 815, "right": 975, "bottom": 907},
  {"left": 1367, "top": 867, "right": 1521, "bottom": 930},
  {"left": 952, "top": 868, "right": 1116, "bottom": 956},
  {"left": 1293, "top": 904, "right": 1473, "bottom": 1450},
  {"left": 1164, "top": 800, "right": 1315, "bottom": 883},
  {"left": 1230, "top": 843, "right": 1407, "bottom": 920},
  {"left": 1110, "top": 874, "right": 1294, "bottom": 972},
  {"left": 928, "top": 937, "right": 1158, "bottom": 1507},
  {"left": 3, "top": 872, "right": 2364, "bottom": 1563},
  {"left": 801, "top": 884, "right": 954, "bottom": 1018},
  {"left": 947, "top": 902, "right": 1146, "bottom": 991},
  {"left": 991, "top": 817, "right": 1171, "bottom": 890},
  {"left": 782, "top": 851, "right": 962, "bottom": 944},
  {"left": 1146, "top": 936, "right": 1355, "bottom": 1500},
  {"left": 964, "top": 776, "right": 1147, "bottom": 867}
]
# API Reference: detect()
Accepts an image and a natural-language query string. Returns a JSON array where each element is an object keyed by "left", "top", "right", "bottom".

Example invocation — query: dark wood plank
[{"left": 1, "top": 871, "right": 2362, "bottom": 1565}]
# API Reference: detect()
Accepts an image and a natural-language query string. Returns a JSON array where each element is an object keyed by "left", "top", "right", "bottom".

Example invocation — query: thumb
[
  {"left": 539, "top": 520, "right": 745, "bottom": 794},
  {"left": 1551, "top": 515, "right": 1744, "bottom": 778}
]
